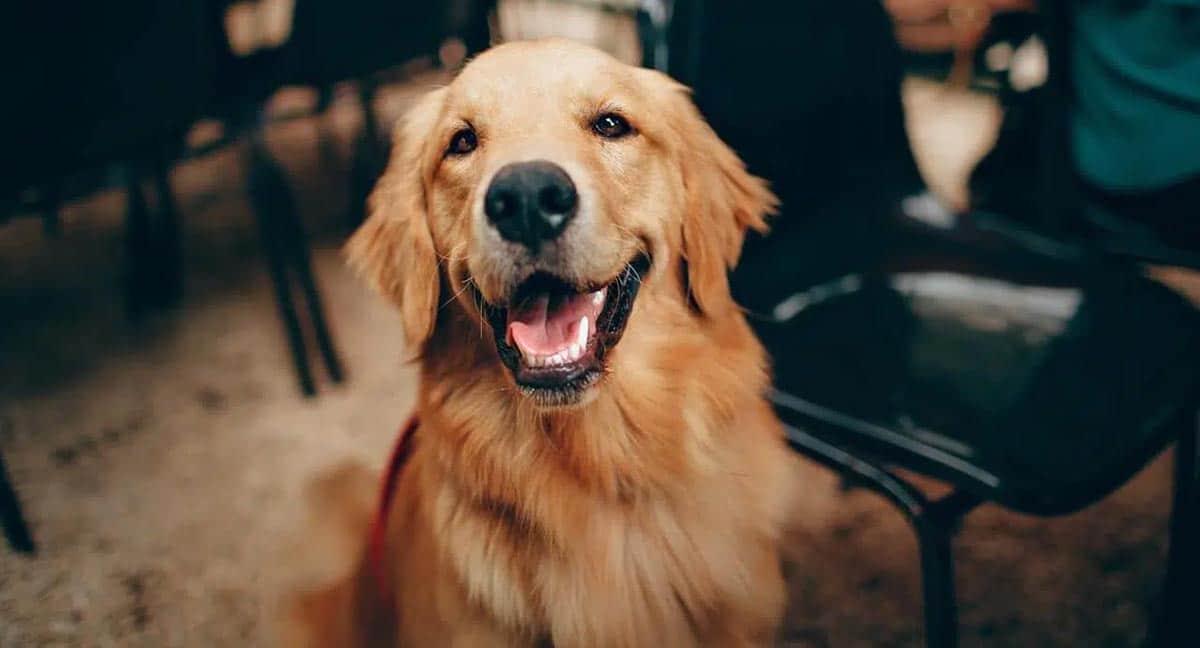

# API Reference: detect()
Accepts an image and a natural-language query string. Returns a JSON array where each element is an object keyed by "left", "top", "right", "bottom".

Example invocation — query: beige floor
[{"left": 0, "top": 70, "right": 1179, "bottom": 647}]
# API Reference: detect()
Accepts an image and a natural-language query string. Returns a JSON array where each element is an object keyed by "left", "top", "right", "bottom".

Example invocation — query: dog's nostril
[
  {"left": 538, "top": 184, "right": 576, "bottom": 217},
  {"left": 484, "top": 161, "right": 578, "bottom": 249},
  {"left": 488, "top": 193, "right": 518, "bottom": 221}
]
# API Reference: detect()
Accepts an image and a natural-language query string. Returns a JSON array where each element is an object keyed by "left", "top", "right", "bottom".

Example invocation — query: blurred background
[{"left": 2, "top": 1, "right": 1198, "bottom": 646}]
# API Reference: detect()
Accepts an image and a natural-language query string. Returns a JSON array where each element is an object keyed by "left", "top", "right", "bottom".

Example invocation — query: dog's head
[{"left": 349, "top": 40, "right": 776, "bottom": 408}]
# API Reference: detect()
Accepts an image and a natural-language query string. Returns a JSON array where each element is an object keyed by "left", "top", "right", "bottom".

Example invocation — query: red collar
[{"left": 367, "top": 414, "right": 419, "bottom": 600}]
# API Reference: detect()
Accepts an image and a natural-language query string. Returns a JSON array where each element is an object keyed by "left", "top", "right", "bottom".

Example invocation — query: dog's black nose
[{"left": 484, "top": 161, "right": 578, "bottom": 250}]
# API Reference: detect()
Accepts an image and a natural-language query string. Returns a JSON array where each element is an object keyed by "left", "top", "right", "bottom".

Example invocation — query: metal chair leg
[
  {"left": 125, "top": 161, "right": 184, "bottom": 315},
  {"left": 246, "top": 136, "right": 317, "bottom": 397},
  {"left": 779, "top": 421, "right": 979, "bottom": 648},
  {"left": 40, "top": 182, "right": 61, "bottom": 238},
  {"left": 287, "top": 237, "right": 344, "bottom": 384},
  {"left": 315, "top": 84, "right": 340, "bottom": 176},
  {"left": 124, "top": 167, "right": 153, "bottom": 318},
  {"left": 244, "top": 118, "right": 345, "bottom": 394},
  {"left": 0, "top": 451, "right": 35, "bottom": 554},
  {"left": 914, "top": 490, "right": 977, "bottom": 648},
  {"left": 347, "top": 79, "right": 385, "bottom": 228},
  {"left": 151, "top": 161, "right": 183, "bottom": 307},
  {"left": 914, "top": 514, "right": 960, "bottom": 648},
  {"left": 308, "top": 289, "right": 344, "bottom": 384},
  {"left": 1154, "top": 412, "right": 1198, "bottom": 647},
  {"left": 277, "top": 175, "right": 344, "bottom": 384}
]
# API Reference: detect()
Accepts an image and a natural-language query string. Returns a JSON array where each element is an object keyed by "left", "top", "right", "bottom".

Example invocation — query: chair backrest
[
  {"left": 279, "top": 0, "right": 450, "bottom": 87},
  {"left": 6, "top": 1, "right": 219, "bottom": 197},
  {"left": 675, "top": 0, "right": 924, "bottom": 213},
  {"left": 667, "top": 1, "right": 927, "bottom": 311}
]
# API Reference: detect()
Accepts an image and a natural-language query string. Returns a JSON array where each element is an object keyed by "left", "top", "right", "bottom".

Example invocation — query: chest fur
[{"left": 428, "top": 472, "right": 769, "bottom": 647}]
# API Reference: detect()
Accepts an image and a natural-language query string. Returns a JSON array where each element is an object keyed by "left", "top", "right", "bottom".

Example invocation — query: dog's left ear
[
  {"left": 646, "top": 70, "right": 779, "bottom": 316},
  {"left": 346, "top": 88, "right": 446, "bottom": 354}
]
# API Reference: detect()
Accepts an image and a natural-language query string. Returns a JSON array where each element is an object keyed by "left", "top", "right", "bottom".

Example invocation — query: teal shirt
[{"left": 1071, "top": 0, "right": 1200, "bottom": 191}]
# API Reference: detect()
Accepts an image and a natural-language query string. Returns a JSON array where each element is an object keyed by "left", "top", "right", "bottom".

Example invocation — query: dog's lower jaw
[{"left": 515, "top": 371, "right": 604, "bottom": 409}]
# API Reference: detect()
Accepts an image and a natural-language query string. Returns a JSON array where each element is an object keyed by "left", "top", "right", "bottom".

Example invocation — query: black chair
[
  {"left": 746, "top": 206, "right": 1199, "bottom": 648},
  {"left": 674, "top": 1, "right": 1200, "bottom": 646},
  {"left": 7, "top": 1, "right": 220, "bottom": 315},
  {"left": 0, "top": 0, "right": 490, "bottom": 555},
  {"left": 203, "top": 0, "right": 488, "bottom": 395},
  {"left": 275, "top": 0, "right": 451, "bottom": 227},
  {"left": 2, "top": 0, "right": 221, "bottom": 555}
]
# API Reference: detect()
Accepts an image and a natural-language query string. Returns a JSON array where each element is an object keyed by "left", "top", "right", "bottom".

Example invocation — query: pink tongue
[{"left": 507, "top": 292, "right": 598, "bottom": 356}]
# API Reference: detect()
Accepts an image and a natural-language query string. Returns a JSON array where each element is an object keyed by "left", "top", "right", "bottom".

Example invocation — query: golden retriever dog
[{"left": 281, "top": 39, "right": 798, "bottom": 647}]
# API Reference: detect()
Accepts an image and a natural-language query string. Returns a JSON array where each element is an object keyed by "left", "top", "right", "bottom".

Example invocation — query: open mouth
[{"left": 480, "top": 255, "right": 651, "bottom": 404}]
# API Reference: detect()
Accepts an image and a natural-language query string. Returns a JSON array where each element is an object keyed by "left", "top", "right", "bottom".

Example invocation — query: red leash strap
[{"left": 367, "top": 414, "right": 419, "bottom": 601}]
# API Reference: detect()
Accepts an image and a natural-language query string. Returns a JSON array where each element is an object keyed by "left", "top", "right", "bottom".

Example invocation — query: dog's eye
[
  {"left": 592, "top": 113, "right": 633, "bottom": 139},
  {"left": 447, "top": 128, "right": 478, "bottom": 156}
]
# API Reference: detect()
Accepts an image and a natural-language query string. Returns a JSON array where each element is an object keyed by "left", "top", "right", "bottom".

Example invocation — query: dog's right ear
[
  {"left": 641, "top": 70, "right": 777, "bottom": 317},
  {"left": 346, "top": 88, "right": 446, "bottom": 354}
]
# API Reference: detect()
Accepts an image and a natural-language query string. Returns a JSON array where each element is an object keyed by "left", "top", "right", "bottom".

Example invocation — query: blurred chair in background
[
  {"left": 1, "top": 451, "right": 36, "bottom": 554},
  {"left": 3, "top": 0, "right": 221, "bottom": 556},
  {"left": 267, "top": 0, "right": 457, "bottom": 226},
  {"left": 204, "top": 0, "right": 496, "bottom": 397},
  {"left": 0, "top": 0, "right": 492, "bottom": 553},
  {"left": 672, "top": 1, "right": 926, "bottom": 305},
  {"left": 667, "top": 2, "right": 1199, "bottom": 647},
  {"left": 7, "top": 1, "right": 220, "bottom": 315}
]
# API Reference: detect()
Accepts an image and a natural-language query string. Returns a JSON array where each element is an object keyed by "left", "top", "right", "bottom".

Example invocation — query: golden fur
[{"left": 280, "top": 40, "right": 798, "bottom": 647}]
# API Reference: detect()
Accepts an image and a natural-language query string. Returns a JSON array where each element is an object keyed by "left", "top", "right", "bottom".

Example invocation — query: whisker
[
  {"left": 476, "top": 283, "right": 486, "bottom": 339},
  {"left": 437, "top": 242, "right": 469, "bottom": 264},
  {"left": 610, "top": 222, "right": 640, "bottom": 242},
  {"left": 606, "top": 223, "right": 651, "bottom": 268},
  {"left": 440, "top": 277, "right": 474, "bottom": 311}
]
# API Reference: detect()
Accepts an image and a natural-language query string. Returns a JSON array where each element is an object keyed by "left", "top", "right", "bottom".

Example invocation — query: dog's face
[{"left": 349, "top": 40, "right": 775, "bottom": 408}]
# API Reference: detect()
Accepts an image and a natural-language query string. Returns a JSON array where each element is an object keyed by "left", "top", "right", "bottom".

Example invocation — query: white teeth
[
  {"left": 576, "top": 316, "right": 590, "bottom": 349},
  {"left": 591, "top": 289, "right": 605, "bottom": 306}
]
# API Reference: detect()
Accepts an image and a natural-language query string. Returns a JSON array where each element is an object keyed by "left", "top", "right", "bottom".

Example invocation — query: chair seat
[{"left": 744, "top": 202, "right": 1200, "bottom": 515}]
